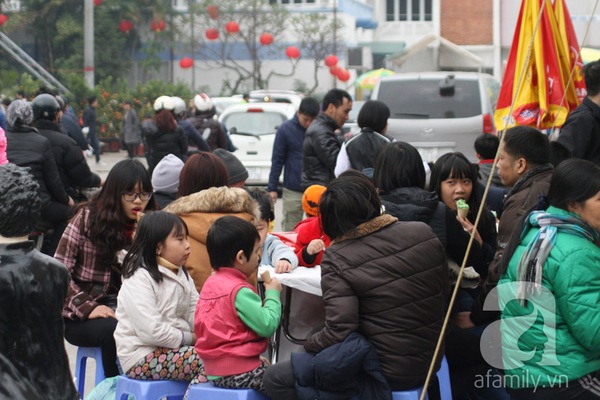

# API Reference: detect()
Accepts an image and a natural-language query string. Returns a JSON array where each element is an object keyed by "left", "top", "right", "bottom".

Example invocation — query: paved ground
[{"left": 67, "top": 149, "right": 284, "bottom": 398}]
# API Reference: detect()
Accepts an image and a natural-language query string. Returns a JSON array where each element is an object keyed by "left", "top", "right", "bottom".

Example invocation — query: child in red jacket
[
  {"left": 294, "top": 185, "right": 331, "bottom": 267},
  {"left": 190, "top": 216, "right": 282, "bottom": 394}
]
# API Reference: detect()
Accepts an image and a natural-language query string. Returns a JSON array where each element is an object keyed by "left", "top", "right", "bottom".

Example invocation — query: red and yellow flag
[
  {"left": 553, "top": 0, "right": 586, "bottom": 106},
  {"left": 494, "top": 0, "right": 581, "bottom": 130}
]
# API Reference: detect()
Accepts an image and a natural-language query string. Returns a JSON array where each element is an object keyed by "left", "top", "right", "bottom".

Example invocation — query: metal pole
[
  {"left": 333, "top": 0, "right": 337, "bottom": 89},
  {"left": 190, "top": 2, "right": 195, "bottom": 90},
  {"left": 84, "top": 0, "right": 94, "bottom": 88}
]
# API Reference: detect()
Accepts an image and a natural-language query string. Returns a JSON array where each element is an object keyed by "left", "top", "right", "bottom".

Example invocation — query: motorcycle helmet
[{"left": 32, "top": 93, "right": 60, "bottom": 121}]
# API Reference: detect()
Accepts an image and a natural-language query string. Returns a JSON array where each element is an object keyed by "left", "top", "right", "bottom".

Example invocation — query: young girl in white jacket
[{"left": 114, "top": 211, "right": 205, "bottom": 382}]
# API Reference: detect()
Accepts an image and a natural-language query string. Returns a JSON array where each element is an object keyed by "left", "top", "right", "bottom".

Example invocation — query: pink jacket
[{"left": 0, "top": 127, "right": 7, "bottom": 165}]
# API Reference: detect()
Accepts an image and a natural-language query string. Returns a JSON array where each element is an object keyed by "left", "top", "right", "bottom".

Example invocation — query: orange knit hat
[{"left": 302, "top": 184, "right": 327, "bottom": 216}]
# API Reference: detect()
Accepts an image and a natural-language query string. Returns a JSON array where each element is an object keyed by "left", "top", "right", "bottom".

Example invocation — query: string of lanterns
[{"left": 94, "top": 2, "right": 347, "bottom": 79}]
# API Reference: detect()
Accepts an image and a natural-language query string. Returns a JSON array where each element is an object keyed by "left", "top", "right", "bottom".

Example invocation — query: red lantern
[
  {"left": 329, "top": 65, "right": 341, "bottom": 76},
  {"left": 150, "top": 19, "right": 166, "bottom": 32},
  {"left": 207, "top": 5, "right": 219, "bottom": 19},
  {"left": 205, "top": 28, "right": 219, "bottom": 40},
  {"left": 180, "top": 57, "right": 193, "bottom": 69},
  {"left": 324, "top": 54, "right": 338, "bottom": 67},
  {"left": 0, "top": 14, "right": 8, "bottom": 27},
  {"left": 285, "top": 46, "right": 300, "bottom": 59},
  {"left": 118, "top": 20, "right": 133, "bottom": 33},
  {"left": 259, "top": 33, "right": 274, "bottom": 46},
  {"left": 225, "top": 21, "right": 239, "bottom": 34},
  {"left": 93, "top": 0, "right": 102, "bottom": 5},
  {"left": 337, "top": 69, "right": 350, "bottom": 82}
]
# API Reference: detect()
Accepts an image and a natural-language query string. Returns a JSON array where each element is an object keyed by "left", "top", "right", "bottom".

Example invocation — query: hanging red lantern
[
  {"left": 93, "top": 0, "right": 102, "bottom": 6},
  {"left": 225, "top": 21, "right": 239, "bottom": 34},
  {"left": 205, "top": 28, "right": 219, "bottom": 40},
  {"left": 180, "top": 57, "right": 193, "bottom": 69},
  {"left": 285, "top": 46, "right": 300, "bottom": 59},
  {"left": 118, "top": 20, "right": 133, "bottom": 33},
  {"left": 207, "top": 5, "right": 219, "bottom": 19},
  {"left": 259, "top": 33, "right": 274, "bottom": 46},
  {"left": 150, "top": 19, "right": 166, "bottom": 32},
  {"left": 0, "top": 14, "right": 8, "bottom": 27},
  {"left": 329, "top": 65, "right": 341, "bottom": 76},
  {"left": 324, "top": 55, "right": 338, "bottom": 67},
  {"left": 337, "top": 69, "right": 351, "bottom": 82}
]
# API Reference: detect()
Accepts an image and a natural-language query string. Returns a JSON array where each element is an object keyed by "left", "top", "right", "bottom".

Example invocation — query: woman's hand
[
  {"left": 457, "top": 215, "right": 483, "bottom": 246},
  {"left": 88, "top": 305, "right": 116, "bottom": 320}
]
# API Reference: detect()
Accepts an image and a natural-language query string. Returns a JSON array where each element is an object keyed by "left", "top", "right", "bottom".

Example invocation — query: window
[
  {"left": 386, "top": 0, "right": 433, "bottom": 22},
  {"left": 377, "top": 79, "right": 482, "bottom": 119}
]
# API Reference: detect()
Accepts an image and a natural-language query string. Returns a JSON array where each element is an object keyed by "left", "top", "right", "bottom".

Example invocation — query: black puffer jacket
[
  {"left": 345, "top": 128, "right": 391, "bottom": 173},
  {"left": 5, "top": 125, "right": 69, "bottom": 208},
  {"left": 381, "top": 187, "right": 482, "bottom": 268},
  {"left": 305, "top": 214, "right": 447, "bottom": 389},
  {"left": 301, "top": 113, "right": 341, "bottom": 189},
  {"left": 34, "top": 120, "right": 101, "bottom": 199},
  {"left": 141, "top": 120, "right": 187, "bottom": 174}
]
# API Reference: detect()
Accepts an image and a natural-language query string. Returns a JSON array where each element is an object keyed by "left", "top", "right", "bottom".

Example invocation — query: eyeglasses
[{"left": 121, "top": 191, "right": 152, "bottom": 202}]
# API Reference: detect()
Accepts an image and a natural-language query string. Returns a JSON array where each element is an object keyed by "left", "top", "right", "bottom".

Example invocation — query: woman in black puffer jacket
[{"left": 141, "top": 96, "right": 187, "bottom": 174}]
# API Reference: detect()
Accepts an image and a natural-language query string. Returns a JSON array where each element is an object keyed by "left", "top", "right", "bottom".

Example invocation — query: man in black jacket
[
  {"left": 83, "top": 95, "right": 102, "bottom": 164},
  {"left": 556, "top": 59, "right": 600, "bottom": 163},
  {"left": 301, "top": 89, "right": 352, "bottom": 189},
  {"left": 32, "top": 94, "right": 101, "bottom": 201},
  {"left": 31, "top": 94, "right": 101, "bottom": 253}
]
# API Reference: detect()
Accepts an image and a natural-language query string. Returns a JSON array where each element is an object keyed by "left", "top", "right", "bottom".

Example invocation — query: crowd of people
[{"left": 1, "top": 60, "right": 600, "bottom": 400}]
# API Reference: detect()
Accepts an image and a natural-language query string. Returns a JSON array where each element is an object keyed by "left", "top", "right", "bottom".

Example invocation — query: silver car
[{"left": 371, "top": 71, "right": 500, "bottom": 162}]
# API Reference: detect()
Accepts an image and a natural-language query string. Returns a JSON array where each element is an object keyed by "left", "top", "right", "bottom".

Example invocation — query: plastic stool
[
  {"left": 391, "top": 355, "right": 451, "bottom": 400},
  {"left": 74, "top": 346, "right": 106, "bottom": 396},
  {"left": 115, "top": 376, "right": 189, "bottom": 400},
  {"left": 186, "top": 382, "right": 270, "bottom": 400}
]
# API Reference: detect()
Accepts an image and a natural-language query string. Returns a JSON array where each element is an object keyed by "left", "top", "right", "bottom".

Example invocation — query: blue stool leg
[
  {"left": 74, "top": 347, "right": 106, "bottom": 397},
  {"left": 437, "top": 356, "right": 451, "bottom": 400},
  {"left": 74, "top": 351, "right": 87, "bottom": 396}
]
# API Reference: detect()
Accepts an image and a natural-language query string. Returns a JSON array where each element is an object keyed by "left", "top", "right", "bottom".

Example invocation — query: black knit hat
[{"left": 213, "top": 148, "right": 249, "bottom": 186}]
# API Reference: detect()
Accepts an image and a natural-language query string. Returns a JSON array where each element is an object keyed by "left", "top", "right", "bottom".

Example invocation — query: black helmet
[{"left": 32, "top": 93, "right": 60, "bottom": 121}]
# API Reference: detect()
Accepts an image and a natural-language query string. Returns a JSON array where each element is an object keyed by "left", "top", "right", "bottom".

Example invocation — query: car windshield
[
  {"left": 377, "top": 79, "right": 482, "bottom": 119},
  {"left": 224, "top": 111, "right": 287, "bottom": 136}
]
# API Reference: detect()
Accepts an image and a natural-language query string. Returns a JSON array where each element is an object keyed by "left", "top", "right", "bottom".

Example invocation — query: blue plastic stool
[
  {"left": 74, "top": 346, "right": 106, "bottom": 396},
  {"left": 186, "top": 382, "right": 270, "bottom": 400},
  {"left": 390, "top": 355, "right": 452, "bottom": 400},
  {"left": 115, "top": 376, "right": 189, "bottom": 400}
]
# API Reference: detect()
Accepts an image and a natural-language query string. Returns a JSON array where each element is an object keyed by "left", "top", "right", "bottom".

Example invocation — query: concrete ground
[{"left": 66, "top": 149, "right": 285, "bottom": 398}]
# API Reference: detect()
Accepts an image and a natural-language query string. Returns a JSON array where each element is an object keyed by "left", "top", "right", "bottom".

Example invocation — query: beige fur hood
[{"left": 164, "top": 186, "right": 260, "bottom": 223}]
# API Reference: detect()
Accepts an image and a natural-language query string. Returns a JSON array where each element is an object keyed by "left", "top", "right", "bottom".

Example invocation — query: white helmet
[
  {"left": 153, "top": 95, "right": 175, "bottom": 112},
  {"left": 171, "top": 96, "right": 187, "bottom": 115},
  {"left": 193, "top": 93, "right": 213, "bottom": 112}
]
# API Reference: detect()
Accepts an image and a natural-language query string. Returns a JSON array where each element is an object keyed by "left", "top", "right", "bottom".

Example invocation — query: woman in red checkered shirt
[{"left": 55, "top": 159, "right": 156, "bottom": 377}]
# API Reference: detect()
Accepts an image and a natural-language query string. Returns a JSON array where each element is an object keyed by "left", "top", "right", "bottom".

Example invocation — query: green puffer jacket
[{"left": 499, "top": 206, "right": 600, "bottom": 388}]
